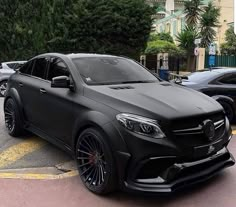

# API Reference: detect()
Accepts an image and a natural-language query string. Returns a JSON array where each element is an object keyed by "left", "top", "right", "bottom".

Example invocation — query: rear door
[{"left": 18, "top": 57, "right": 49, "bottom": 126}]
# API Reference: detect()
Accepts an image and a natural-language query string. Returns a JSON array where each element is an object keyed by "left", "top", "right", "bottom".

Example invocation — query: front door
[{"left": 35, "top": 57, "right": 77, "bottom": 147}]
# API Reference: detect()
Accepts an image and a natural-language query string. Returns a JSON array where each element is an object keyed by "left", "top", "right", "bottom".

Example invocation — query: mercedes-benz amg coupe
[{"left": 4, "top": 53, "right": 235, "bottom": 195}]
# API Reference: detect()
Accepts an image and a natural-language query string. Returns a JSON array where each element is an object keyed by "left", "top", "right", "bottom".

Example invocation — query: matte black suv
[{"left": 4, "top": 53, "right": 235, "bottom": 195}]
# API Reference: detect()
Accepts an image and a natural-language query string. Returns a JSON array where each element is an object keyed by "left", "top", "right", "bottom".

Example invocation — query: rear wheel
[
  {"left": 0, "top": 80, "right": 7, "bottom": 97},
  {"left": 220, "top": 101, "right": 235, "bottom": 123},
  {"left": 76, "top": 128, "right": 117, "bottom": 194},
  {"left": 4, "top": 98, "right": 24, "bottom": 136}
]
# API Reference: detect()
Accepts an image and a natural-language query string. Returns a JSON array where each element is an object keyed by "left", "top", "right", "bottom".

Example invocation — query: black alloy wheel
[
  {"left": 4, "top": 98, "right": 15, "bottom": 133},
  {"left": 0, "top": 80, "right": 7, "bottom": 97},
  {"left": 76, "top": 128, "right": 117, "bottom": 194},
  {"left": 4, "top": 98, "right": 24, "bottom": 136}
]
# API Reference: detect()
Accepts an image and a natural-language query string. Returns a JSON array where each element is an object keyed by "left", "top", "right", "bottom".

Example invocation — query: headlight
[{"left": 116, "top": 113, "right": 165, "bottom": 139}]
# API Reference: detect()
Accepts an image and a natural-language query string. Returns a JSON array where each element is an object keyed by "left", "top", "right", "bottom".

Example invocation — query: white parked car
[{"left": 0, "top": 61, "right": 26, "bottom": 97}]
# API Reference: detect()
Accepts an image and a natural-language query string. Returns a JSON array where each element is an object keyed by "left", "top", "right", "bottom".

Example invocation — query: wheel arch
[
  {"left": 212, "top": 95, "right": 235, "bottom": 111},
  {"left": 4, "top": 88, "right": 25, "bottom": 124},
  {"left": 72, "top": 111, "right": 129, "bottom": 156},
  {"left": 212, "top": 95, "right": 236, "bottom": 119}
]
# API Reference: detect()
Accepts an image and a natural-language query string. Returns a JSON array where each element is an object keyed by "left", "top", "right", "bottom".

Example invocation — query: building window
[
  {"left": 173, "top": 20, "right": 177, "bottom": 35},
  {"left": 160, "top": 25, "right": 163, "bottom": 32},
  {"left": 181, "top": 17, "right": 185, "bottom": 31},
  {"left": 165, "top": 23, "right": 171, "bottom": 33}
]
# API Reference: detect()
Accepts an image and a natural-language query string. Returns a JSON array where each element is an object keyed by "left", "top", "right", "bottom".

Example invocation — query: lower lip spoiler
[{"left": 124, "top": 147, "right": 235, "bottom": 194}]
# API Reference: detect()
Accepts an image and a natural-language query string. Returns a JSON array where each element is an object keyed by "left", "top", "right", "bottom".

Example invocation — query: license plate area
[{"left": 193, "top": 139, "right": 223, "bottom": 159}]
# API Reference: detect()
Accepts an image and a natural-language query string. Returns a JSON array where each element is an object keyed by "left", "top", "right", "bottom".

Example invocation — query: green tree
[
  {"left": 144, "top": 39, "right": 182, "bottom": 56},
  {"left": 0, "top": 0, "right": 155, "bottom": 61},
  {"left": 176, "top": 26, "right": 199, "bottom": 71},
  {"left": 149, "top": 32, "right": 174, "bottom": 43},
  {"left": 221, "top": 26, "right": 236, "bottom": 55},
  {"left": 184, "top": 0, "right": 203, "bottom": 27},
  {"left": 200, "top": 2, "right": 220, "bottom": 47},
  {"left": 177, "top": 0, "right": 220, "bottom": 71}
]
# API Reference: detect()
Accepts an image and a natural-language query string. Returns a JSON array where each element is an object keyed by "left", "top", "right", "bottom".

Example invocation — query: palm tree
[
  {"left": 176, "top": 26, "right": 199, "bottom": 71},
  {"left": 184, "top": 0, "right": 203, "bottom": 27},
  {"left": 200, "top": 2, "right": 220, "bottom": 47}
]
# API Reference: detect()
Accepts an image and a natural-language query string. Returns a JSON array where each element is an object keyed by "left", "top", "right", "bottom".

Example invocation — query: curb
[{"left": 0, "top": 170, "right": 79, "bottom": 180}]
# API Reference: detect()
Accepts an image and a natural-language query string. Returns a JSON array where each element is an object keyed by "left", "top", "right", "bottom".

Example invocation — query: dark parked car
[
  {"left": 181, "top": 68, "right": 236, "bottom": 123},
  {"left": 4, "top": 53, "right": 235, "bottom": 195}
]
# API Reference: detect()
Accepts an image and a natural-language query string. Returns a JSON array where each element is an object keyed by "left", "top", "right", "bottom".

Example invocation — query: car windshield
[
  {"left": 186, "top": 70, "right": 220, "bottom": 82},
  {"left": 72, "top": 57, "right": 158, "bottom": 85}
]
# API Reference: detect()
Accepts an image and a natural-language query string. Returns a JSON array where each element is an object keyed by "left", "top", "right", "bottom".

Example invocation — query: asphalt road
[{"left": 0, "top": 97, "right": 73, "bottom": 172}]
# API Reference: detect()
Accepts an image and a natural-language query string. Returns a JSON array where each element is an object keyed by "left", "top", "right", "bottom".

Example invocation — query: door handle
[
  {"left": 19, "top": 82, "right": 23, "bottom": 87},
  {"left": 40, "top": 88, "right": 47, "bottom": 94}
]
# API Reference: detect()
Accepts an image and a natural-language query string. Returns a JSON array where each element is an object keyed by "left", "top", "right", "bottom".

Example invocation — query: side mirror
[
  {"left": 51, "top": 76, "right": 70, "bottom": 88},
  {"left": 174, "top": 77, "right": 182, "bottom": 85}
]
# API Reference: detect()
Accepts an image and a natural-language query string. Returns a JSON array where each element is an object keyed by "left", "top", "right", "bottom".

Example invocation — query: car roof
[
  {"left": 36, "top": 53, "right": 122, "bottom": 59},
  {"left": 2, "top": 61, "right": 26, "bottom": 64},
  {"left": 184, "top": 68, "right": 236, "bottom": 84},
  {"left": 201, "top": 68, "right": 236, "bottom": 74},
  {"left": 67, "top": 53, "right": 121, "bottom": 59}
]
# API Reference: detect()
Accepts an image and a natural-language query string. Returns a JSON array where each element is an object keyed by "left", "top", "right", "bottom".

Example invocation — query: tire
[
  {"left": 76, "top": 128, "right": 117, "bottom": 195},
  {"left": 0, "top": 80, "right": 7, "bottom": 97},
  {"left": 220, "top": 101, "right": 235, "bottom": 123},
  {"left": 4, "top": 98, "right": 25, "bottom": 137}
]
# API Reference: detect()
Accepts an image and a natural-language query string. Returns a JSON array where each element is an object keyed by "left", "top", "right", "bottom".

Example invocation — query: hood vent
[{"left": 110, "top": 86, "right": 134, "bottom": 90}]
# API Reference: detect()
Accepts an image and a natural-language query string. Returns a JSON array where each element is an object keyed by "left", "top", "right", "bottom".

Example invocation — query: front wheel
[{"left": 76, "top": 128, "right": 117, "bottom": 195}]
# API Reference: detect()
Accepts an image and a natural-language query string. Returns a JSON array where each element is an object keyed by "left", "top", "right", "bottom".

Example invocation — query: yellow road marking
[
  {"left": 0, "top": 137, "right": 46, "bottom": 168},
  {"left": 232, "top": 130, "right": 236, "bottom": 135},
  {"left": 0, "top": 170, "right": 78, "bottom": 180}
]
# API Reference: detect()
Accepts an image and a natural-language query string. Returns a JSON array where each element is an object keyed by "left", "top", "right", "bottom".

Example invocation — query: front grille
[
  {"left": 172, "top": 112, "right": 224, "bottom": 130},
  {"left": 171, "top": 112, "right": 225, "bottom": 147}
]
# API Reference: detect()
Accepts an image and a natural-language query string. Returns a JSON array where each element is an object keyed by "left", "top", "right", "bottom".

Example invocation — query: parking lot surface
[{"left": 0, "top": 97, "right": 75, "bottom": 176}]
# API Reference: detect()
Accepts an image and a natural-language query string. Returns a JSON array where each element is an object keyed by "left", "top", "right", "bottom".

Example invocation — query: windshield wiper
[{"left": 88, "top": 80, "right": 156, "bottom": 85}]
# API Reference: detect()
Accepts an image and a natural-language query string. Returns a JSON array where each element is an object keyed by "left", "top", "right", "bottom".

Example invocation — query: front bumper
[{"left": 124, "top": 147, "right": 235, "bottom": 194}]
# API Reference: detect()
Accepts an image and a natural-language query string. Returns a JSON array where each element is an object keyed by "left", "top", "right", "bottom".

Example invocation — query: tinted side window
[
  {"left": 47, "top": 58, "right": 70, "bottom": 81},
  {"left": 20, "top": 61, "right": 34, "bottom": 75},
  {"left": 14, "top": 63, "right": 24, "bottom": 70},
  {"left": 6, "top": 63, "right": 16, "bottom": 69},
  {"left": 219, "top": 74, "right": 236, "bottom": 84},
  {"left": 32, "top": 58, "right": 48, "bottom": 79}
]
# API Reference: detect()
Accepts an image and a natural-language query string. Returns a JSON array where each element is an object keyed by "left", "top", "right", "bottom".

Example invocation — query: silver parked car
[{"left": 0, "top": 61, "right": 26, "bottom": 97}]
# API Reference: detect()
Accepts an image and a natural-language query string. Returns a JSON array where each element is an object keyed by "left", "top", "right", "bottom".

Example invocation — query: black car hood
[{"left": 85, "top": 82, "right": 223, "bottom": 120}]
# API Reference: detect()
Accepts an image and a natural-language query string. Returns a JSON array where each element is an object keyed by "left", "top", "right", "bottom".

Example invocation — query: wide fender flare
[
  {"left": 212, "top": 95, "right": 235, "bottom": 112},
  {"left": 4, "top": 88, "right": 25, "bottom": 123},
  {"left": 72, "top": 111, "right": 129, "bottom": 154}
]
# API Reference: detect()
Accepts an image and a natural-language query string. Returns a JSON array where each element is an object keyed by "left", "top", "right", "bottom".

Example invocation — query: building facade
[
  {"left": 153, "top": 0, "right": 234, "bottom": 50},
  {"left": 214, "top": 0, "right": 233, "bottom": 46}
]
